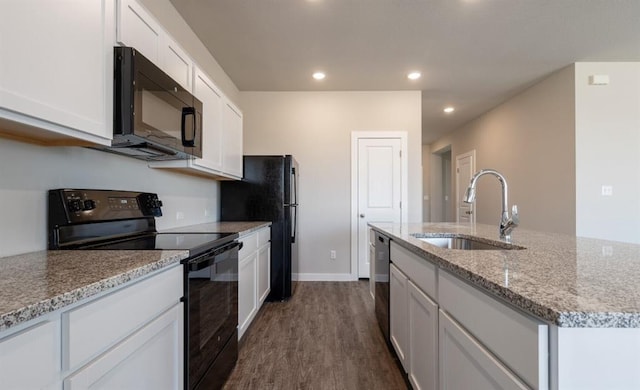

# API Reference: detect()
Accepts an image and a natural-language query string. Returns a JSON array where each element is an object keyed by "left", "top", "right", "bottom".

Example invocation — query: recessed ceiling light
[
  {"left": 407, "top": 72, "right": 421, "bottom": 80},
  {"left": 313, "top": 72, "right": 326, "bottom": 80},
  {"left": 444, "top": 106, "right": 455, "bottom": 113}
]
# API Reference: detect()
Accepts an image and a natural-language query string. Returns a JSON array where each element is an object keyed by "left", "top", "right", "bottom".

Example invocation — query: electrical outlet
[
  {"left": 176, "top": 211, "right": 184, "bottom": 220},
  {"left": 330, "top": 250, "right": 336, "bottom": 260},
  {"left": 204, "top": 208, "right": 210, "bottom": 217},
  {"left": 601, "top": 185, "right": 613, "bottom": 196}
]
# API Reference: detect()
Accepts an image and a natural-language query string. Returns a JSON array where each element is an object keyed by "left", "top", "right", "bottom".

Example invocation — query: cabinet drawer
[
  {"left": 390, "top": 242, "right": 437, "bottom": 301},
  {"left": 258, "top": 227, "right": 270, "bottom": 247},
  {"left": 239, "top": 232, "right": 258, "bottom": 258},
  {"left": 63, "top": 266, "right": 183, "bottom": 371},
  {"left": 439, "top": 270, "right": 548, "bottom": 389}
]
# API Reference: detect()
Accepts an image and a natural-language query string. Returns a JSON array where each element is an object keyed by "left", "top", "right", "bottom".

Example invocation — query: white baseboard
[{"left": 293, "top": 273, "right": 356, "bottom": 282}]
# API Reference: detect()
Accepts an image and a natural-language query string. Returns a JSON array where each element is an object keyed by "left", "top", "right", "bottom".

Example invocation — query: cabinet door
[
  {"left": 0, "top": 0, "right": 113, "bottom": 144},
  {"left": 408, "top": 280, "right": 438, "bottom": 390},
  {"left": 257, "top": 243, "right": 271, "bottom": 305},
  {"left": 64, "top": 303, "right": 183, "bottom": 390},
  {"left": 439, "top": 310, "right": 528, "bottom": 390},
  {"left": 0, "top": 319, "right": 60, "bottom": 390},
  {"left": 193, "top": 68, "right": 223, "bottom": 172},
  {"left": 390, "top": 263, "right": 409, "bottom": 372},
  {"left": 117, "top": 0, "right": 162, "bottom": 63},
  {"left": 238, "top": 253, "right": 258, "bottom": 340},
  {"left": 222, "top": 100, "right": 243, "bottom": 178},
  {"left": 161, "top": 36, "right": 193, "bottom": 92}
]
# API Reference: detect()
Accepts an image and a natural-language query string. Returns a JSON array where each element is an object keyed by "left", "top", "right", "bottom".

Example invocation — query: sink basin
[{"left": 411, "top": 235, "right": 523, "bottom": 250}]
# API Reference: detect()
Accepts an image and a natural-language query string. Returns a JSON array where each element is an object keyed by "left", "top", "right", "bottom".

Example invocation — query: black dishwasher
[{"left": 374, "top": 231, "right": 391, "bottom": 342}]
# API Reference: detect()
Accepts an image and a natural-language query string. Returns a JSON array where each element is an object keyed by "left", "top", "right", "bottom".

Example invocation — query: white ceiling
[{"left": 169, "top": 0, "right": 640, "bottom": 144}]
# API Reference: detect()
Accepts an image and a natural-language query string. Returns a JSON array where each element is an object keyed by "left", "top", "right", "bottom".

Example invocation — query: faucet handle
[{"left": 511, "top": 205, "right": 519, "bottom": 225}]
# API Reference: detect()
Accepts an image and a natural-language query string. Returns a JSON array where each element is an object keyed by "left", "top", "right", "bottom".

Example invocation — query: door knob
[
  {"left": 465, "top": 211, "right": 473, "bottom": 215},
  {"left": 360, "top": 214, "right": 365, "bottom": 218}
]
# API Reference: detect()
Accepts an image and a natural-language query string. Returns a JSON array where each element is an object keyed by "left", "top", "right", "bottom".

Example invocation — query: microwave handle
[{"left": 181, "top": 107, "right": 196, "bottom": 147}]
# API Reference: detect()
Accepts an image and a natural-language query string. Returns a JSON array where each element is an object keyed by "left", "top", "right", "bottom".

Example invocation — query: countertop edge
[
  {"left": 370, "top": 224, "right": 640, "bottom": 328},
  {"left": 0, "top": 251, "right": 187, "bottom": 333}
]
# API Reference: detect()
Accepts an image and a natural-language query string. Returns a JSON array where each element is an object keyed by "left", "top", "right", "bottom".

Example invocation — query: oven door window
[{"left": 188, "top": 253, "right": 238, "bottom": 384}]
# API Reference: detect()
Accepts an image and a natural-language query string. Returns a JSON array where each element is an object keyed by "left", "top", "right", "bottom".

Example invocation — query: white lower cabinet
[
  {"left": 0, "top": 318, "right": 61, "bottom": 390},
  {"left": 390, "top": 262, "right": 438, "bottom": 390},
  {"left": 390, "top": 263, "right": 409, "bottom": 371},
  {"left": 0, "top": 265, "right": 183, "bottom": 390},
  {"left": 387, "top": 239, "right": 547, "bottom": 390},
  {"left": 238, "top": 248, "right": 258, "bottom": 339},
  {"left": 238, "top": 226, "right": 271, "bottom": 340},
  {"left": 64, "top": 304, "right": 183, "bottom": 390},
  {"left": 439, "top": 309, "right": 528, "bottom": 390},
  {"left": 408, "top": 280, "right": 438, "bottom": 390},
  {"left": 257, "top": 241, "right": 271, "bottom": 305}
]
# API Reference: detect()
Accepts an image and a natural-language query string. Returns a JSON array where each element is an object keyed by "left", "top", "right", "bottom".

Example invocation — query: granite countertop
[
  {"left": 370, "top": 222, "right": 640, "bottom": 328},
  {"left": 0, "top": 250, "right": 187, "bottom": 333},
  {"left": 162, "top": 221, "right": 272, "bottom": 236}
]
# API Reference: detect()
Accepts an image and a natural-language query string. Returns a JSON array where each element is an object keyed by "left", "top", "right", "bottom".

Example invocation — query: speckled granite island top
[
  {"left": 162, "top": 221, "right": 271, "bottom": 236},
  {"left": 0, "top": 250, "right": 188, "bottom": 332},
  {"left": 370, "top": 222, "right": 640, "bottom": 328}
]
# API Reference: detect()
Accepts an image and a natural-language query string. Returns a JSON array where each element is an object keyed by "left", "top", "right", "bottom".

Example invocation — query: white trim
[
  {"left": 455, "top": 149, "right": 476, "bottom": 224},
  {"left": 350, "top": 131, "right": 409, "bottom": 282},
  {"left": 293, "top": 273, "right": 354, "bottom": 282}
]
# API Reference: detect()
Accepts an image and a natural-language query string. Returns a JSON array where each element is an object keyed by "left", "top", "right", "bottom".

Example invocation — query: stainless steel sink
[{"left": 411, "top": 235, "right": 523, "bottom": 250}]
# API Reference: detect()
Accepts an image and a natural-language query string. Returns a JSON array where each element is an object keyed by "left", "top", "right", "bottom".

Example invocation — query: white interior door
[
  {"left": 357, "top": 138, "right": 402, "bottom": 278},
  {"left": 456, "top": 151, "right": 476, "bottom": 223}
]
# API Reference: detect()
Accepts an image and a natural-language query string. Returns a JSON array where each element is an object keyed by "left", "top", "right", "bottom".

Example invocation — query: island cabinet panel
[
  {"left": 552, "top": 326, "right": 640, "bottom": 390},
  {"left": 0, "top": 318, "right": 61, "bottom": 390},
  {"left": 390, "top": 242, "right": 437, "bottom": 300},
  {"left": 390, "top": 263, "right": 409, "bottom": 372},
  {"left": 64, "top": 303, "right": 183, "bottom": 390},
  {"left": 0, "top": 0, "right": 114, "bottom": 145},
  {"left": 438, "top": 270, "right": 548, "bottom": 390},
  {"left": 439, "top": 310, "right": 529, "bottom": 390},
  {"left": 408, "top": 280, "right": 438, "bottom": 390}
]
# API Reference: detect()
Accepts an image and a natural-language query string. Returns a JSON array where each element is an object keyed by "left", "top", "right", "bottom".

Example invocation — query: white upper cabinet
[
  {"left": 116, "top": 0, "right": 192, "bottom": 92},
  {"left": 222, "top": 99, "right": 244, "bottom": 179},
  {"left": 193, "top": 68, "right": 224, "bottom": 172},
  {"left": 116, "top": 0, "right": 161, "bottom": 63},
  {"left": 162, "top": 36, "right": 193, "bottom": 92},
  {"left": 0, "top": 0, "right": 114, "bottom": 145}
]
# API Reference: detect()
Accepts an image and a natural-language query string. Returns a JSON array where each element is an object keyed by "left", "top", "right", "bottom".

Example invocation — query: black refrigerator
[{"left": 220, "top": 155, "right": 299, "bottom": 301}]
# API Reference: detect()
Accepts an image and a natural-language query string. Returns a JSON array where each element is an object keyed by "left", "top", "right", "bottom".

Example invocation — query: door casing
[{"left": 350, "top": 131, "right": 408, "bottom": 281}]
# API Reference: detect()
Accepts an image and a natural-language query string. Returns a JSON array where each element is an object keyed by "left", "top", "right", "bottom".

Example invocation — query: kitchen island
[{"left": 371, "top": 222, "right": 640, "bottom": 390}]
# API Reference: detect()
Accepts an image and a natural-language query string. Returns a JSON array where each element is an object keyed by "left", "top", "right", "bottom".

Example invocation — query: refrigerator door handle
[{"left": 291, "top": 203, "right": 297, "bottom": 243}]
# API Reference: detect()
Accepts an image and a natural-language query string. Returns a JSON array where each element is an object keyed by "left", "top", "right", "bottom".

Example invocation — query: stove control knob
[
  {"left": 68, "top": 200, "right": 83, "bottom": 212},
  {"left": 83, "top": 199, "right": 96, "bottom": 211}
]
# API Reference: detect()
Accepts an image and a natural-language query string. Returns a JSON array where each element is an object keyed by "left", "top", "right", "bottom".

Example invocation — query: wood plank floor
[{"left": 223, "top": 281, "right": 408, "bottom": 390}]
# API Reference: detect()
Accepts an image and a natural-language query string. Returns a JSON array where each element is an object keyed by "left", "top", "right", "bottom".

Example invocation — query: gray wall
[
  {"left": 430, "top": 66, "right": 577, "bottom": 235},
  {"left": 240, "top": 91, "right": 422, "bottom": 279},
  {"left": 0, "top": 138, "right": 219, "bottom": 257},
  {"left": 575, "top": 63, "right": 640, "bottom": 243}
]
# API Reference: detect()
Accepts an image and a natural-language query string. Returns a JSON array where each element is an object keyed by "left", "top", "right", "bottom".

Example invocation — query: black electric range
[{"left": 48, "top": 189, "right": 240, "bottom": 390}]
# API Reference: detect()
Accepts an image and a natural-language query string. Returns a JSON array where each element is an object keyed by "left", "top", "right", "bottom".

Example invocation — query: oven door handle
[{"left": 188, "top": 241, "right": 242, "bottom": 272}]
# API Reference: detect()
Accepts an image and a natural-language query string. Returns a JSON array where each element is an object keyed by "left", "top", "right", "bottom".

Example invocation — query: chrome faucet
[{"left": 463, "top": 169, "right": 519, "bottom": 241}]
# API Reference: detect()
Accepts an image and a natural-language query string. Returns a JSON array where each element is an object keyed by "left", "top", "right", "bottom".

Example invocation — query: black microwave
[{"left": 98, "top": 46, "right": 203, "bottom": 161}]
